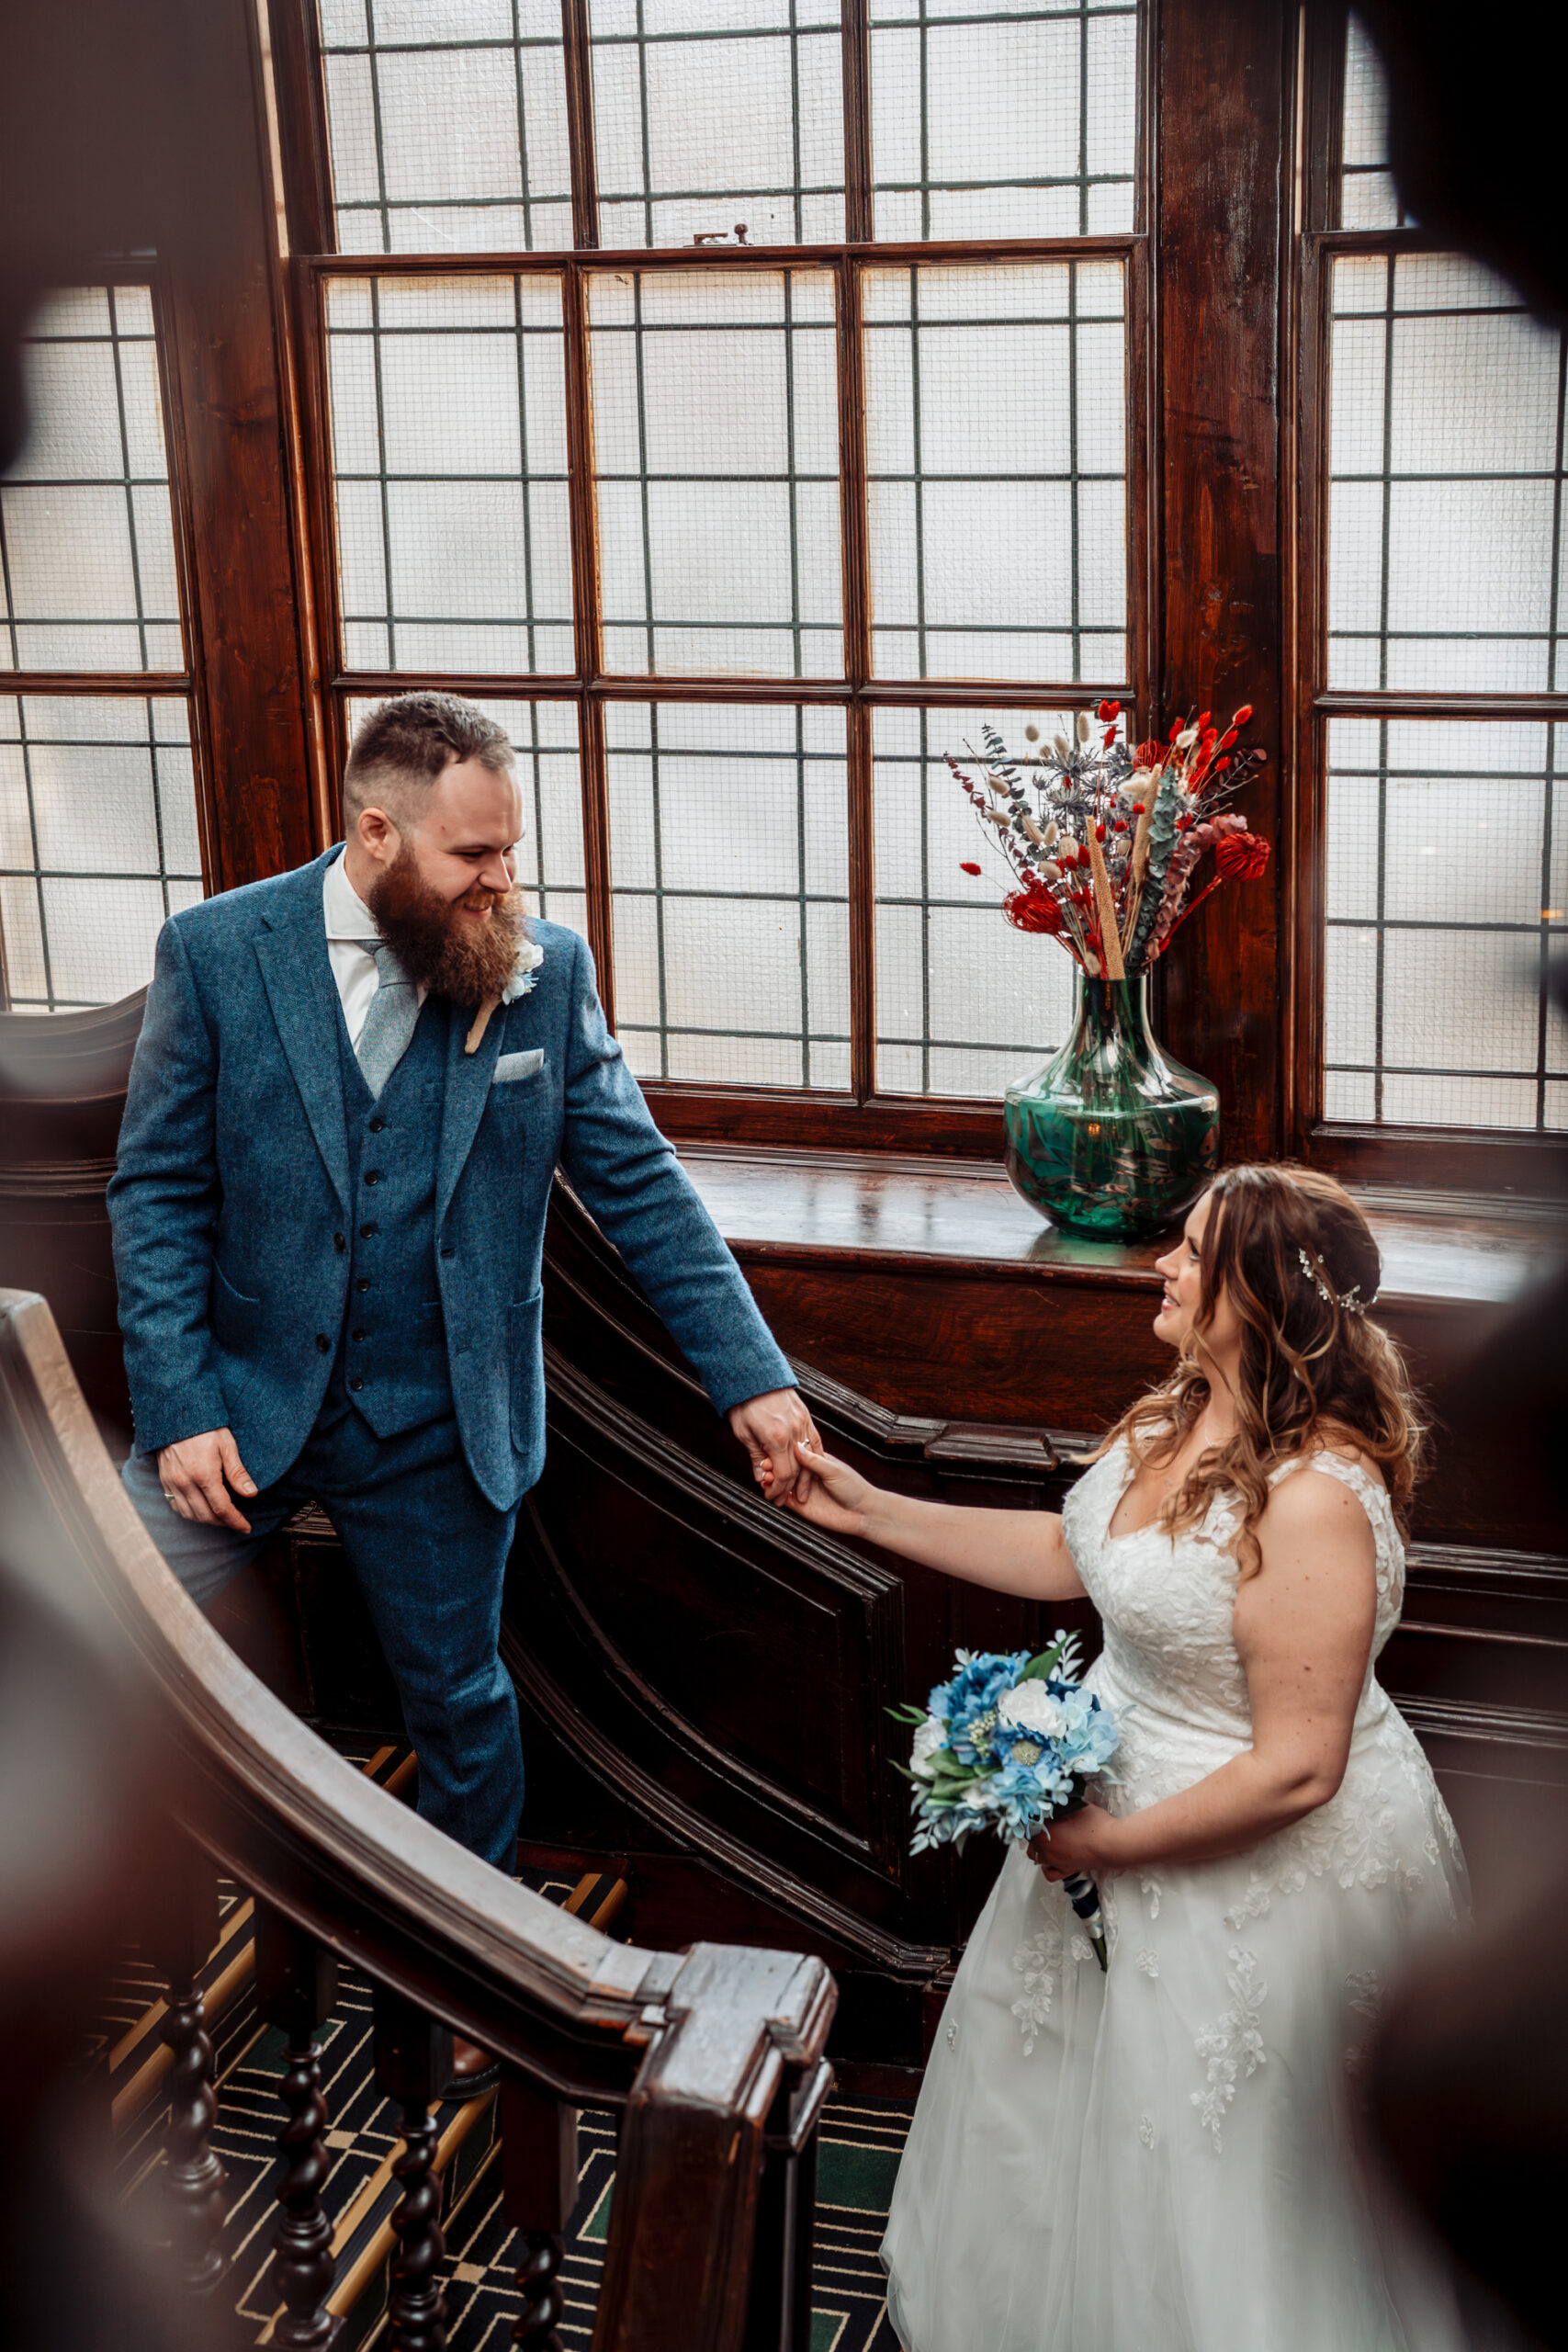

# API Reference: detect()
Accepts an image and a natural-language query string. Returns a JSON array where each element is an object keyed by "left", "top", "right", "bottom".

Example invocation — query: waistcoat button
[
  {"left": 352, "top": 1328, "right": 367, "bottom": 1342},
  {"left": 368, "top": 1117, "right": 385, "bottom": 1133},
  {"left": 349, "top": 1376, "right": 364, "bottom": 1393},
  {"left": 364, "top": 1169, "right": 381, "bottom": 1186},
  {"left": 333, "top": 1232, "right": 345, "bottom": 1252},
  {"left": 315, "top": 1333, "right": 330, "bottom": 1354},
  {"left": 360, "top": 1222, "right": 378, "bottom": 1238}
]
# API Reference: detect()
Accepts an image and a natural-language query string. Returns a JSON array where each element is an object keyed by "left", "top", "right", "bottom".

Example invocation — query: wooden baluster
[
  {"left": 500, "top": 2072, "right": 577, "bottom": 2348},
  {"left": 256, "top": 1905, "right": 343, "bottom": 2347},
  {"left": 742, "top": 2058, "right": 833, "bottom": 2352},
  {"left": 146, "top": 1847, "right": 228, "bottom": 2295},
  {"left": 373, "top": 1984, "right": 455, "bottom": 2352}
]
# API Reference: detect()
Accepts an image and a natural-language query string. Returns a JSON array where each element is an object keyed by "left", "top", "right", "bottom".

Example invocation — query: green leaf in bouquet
[
  {"left": 1019, "top": 1629, "right": 1083, "bottom": 1686},
  {"left": 885, "top": 1702, "right": 934, "bottom": 1725},
  {"left": 1126, "top": 763, "right": 1182, "bottom": 970}
]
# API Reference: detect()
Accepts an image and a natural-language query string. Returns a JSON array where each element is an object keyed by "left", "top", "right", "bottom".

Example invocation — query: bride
[{"left": 784, "top": 1164, "right": 1469, "bottom": 2351}]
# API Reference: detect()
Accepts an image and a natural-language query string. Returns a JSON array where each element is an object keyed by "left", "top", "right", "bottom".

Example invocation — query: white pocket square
[{"left": 492, "top": 1048, "right": 545, "bottom": 1084}]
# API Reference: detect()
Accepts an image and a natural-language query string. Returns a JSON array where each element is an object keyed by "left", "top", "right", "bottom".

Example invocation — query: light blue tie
[{"left": 355, "top": 943, "right": 420, "bottom": 1100}]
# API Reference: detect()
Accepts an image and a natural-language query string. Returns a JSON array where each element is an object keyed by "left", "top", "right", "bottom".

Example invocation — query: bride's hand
[
  {"left": 1027, "top": 1803, "right": 1118, "bottom": 1880},
  {"left": 775, "top": 1439, "right": 874, "bottom": 1536}
]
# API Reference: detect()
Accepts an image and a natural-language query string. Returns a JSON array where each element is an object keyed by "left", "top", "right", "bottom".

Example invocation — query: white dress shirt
[{"left": 321, "top": 847, "right": 426, "bottom": 1049}]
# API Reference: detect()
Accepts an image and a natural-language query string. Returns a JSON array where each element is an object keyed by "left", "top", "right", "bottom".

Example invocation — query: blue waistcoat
[{"left": 330, "top": 994, "right": 456, "bottom": 1436}]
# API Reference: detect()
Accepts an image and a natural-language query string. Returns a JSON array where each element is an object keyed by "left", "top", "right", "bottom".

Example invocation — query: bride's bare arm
[
  {"left": 1035, "top": 1465, "right": 1377, "bottom": 1879},
  {"left": 780, "top": 1439, "right": 1086, "bottom": 1601}
]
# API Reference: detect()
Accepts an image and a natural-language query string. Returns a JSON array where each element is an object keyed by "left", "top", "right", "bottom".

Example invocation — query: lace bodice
[
  {"left": 1064, "top": 1437, "right": 1404, "bottom": 1749},
  {"left": 1059, "top": 1437, "right": 1463, "bottom": 1932}
]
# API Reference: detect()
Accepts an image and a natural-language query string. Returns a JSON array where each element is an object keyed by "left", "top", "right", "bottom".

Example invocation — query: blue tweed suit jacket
[{"left": 108, "top": 847, "right": 794, "bottom": 1509}]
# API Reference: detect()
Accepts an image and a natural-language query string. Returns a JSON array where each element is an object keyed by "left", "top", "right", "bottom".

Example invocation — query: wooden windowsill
[{"left": 678, "top": 1143, "right": 1567, "bottom": 1308}]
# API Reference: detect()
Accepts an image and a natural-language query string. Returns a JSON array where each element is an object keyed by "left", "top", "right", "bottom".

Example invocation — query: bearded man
[{"left": 110, "top": 692, "right": 817, "bottom": 2078}]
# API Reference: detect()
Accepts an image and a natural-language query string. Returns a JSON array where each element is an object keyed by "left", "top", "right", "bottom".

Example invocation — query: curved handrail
[{"left": 0, "top": 1283, "right": 834, "bottom": 2347}]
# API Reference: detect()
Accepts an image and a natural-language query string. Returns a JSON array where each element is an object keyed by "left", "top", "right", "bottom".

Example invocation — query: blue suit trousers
[{"left": 123, "top": 1408, "right": 524, "bottom": 1872}]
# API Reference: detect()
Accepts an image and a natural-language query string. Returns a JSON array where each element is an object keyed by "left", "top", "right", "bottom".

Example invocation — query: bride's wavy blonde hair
[{"left": 1093, "top": 1164, "right": 1426, "bottom": 1576}]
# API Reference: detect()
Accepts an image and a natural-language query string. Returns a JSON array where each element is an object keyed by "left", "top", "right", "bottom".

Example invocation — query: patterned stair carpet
[{"left": 109, "top": 1885, "right": 912, "bottom": 2348}]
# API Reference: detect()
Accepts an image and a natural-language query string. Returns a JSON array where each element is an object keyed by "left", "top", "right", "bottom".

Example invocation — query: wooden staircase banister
[{"left": 0, "top": 1283, "right": 836, "bottom": 2349}]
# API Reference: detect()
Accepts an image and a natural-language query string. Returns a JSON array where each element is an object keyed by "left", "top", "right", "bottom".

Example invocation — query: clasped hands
[{"left": 728, "top": 1387, "right": 822, "bottom": 1507}]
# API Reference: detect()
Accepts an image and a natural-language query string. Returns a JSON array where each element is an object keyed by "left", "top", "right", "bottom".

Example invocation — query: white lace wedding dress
[{"left": 882, "top": 1441, "right": 1470, "bottom": 2352}]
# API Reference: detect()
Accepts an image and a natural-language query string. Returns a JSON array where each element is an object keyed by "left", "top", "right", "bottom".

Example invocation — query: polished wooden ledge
[{"left": 679, "top": 1145, "right": 1567, "bottom": 1309}]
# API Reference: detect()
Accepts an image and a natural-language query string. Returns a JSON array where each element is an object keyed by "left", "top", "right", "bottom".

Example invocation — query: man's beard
[{"left": 367, "top": 843, "right": 526, "bottom": 1006}]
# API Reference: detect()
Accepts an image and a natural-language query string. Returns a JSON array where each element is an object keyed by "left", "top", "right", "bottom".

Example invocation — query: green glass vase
[{"left": 1004, "top": 974, "right": 1219, "bottom": 1239}]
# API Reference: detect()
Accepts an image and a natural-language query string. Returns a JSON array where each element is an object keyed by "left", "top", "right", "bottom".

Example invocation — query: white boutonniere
[
  {"left": 501, "top": 935, "right": 545, "bottom": 1003},
  {"left": 465, "top": 934, "right": 545, "bottom": 1054}
]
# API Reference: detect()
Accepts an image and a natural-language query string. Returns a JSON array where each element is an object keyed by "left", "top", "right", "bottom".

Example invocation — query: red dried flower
[
  {"left": 1134, "top": 739, "right": 1162, "bottom": 767},
  {"left": 1232, "top": 704, "right": 1253, "bottom": 727},
  {"left": 1002, "top": 879, "right": 1064, "bottom": 934},
  {"left": 1103, "top": 726, "right": 1117, "bottom": 749},
  {"left": 1214, "top": 756, "right": 1230, "bottom": 773},
  {"left": 1168, "top": 718, "right": 1184, "bottom": 742},
  {"left": 1131, "top": 801, "right": 1145, "bottom": 815},
  {"left": 959, "top": 860, "right": 982, "bottom": 876},
  {"left": 1219, "top": 728, "right": 1238, "bottom": 750},
  {"left": 1197, "top": 710, "right": 1211, "bottom": 731},
  {"left": 1096, "top": 697, "right": 1122, "bottom": 722},
  {"left": 1215, "top": 831, "right": 1270, "bottom": 881},
  {"left": 1094, "top": 821, "right": 1107, "bottom": 842}
]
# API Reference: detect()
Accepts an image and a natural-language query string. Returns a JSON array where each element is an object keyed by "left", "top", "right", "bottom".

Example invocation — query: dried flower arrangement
[{"left": 947, "top": 701, "right": 1270, "bottom": 979}]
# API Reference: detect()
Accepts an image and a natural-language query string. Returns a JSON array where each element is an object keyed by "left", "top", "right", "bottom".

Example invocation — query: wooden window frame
[
  {"left": 1287, "top": 0, "right": 1568, "bottom": 1193},
  {"left": 267, "top": 0, "right": 1158, "bottom": 1159}
]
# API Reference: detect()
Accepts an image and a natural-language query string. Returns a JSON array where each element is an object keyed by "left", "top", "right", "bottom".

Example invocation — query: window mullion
[
  {"left": 561, "top": 0, "right": 600, "bottom": 252},
  {"left": 562, "top": 255, "right": 614, "bottom": 1019},
  {"left": 841, "top": 0, "right": 873, "bottom": 246},
  {"left": 838, "top": 250, "right": 874, "bottom": 1101}
]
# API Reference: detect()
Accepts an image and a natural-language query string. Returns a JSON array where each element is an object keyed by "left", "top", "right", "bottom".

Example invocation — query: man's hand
[
  {"left": 728, "top": 1388, "right": 821, "bottom": 1506},
  {"left": 156, "top": 1428, "right": 258, "bottom": 1532}
]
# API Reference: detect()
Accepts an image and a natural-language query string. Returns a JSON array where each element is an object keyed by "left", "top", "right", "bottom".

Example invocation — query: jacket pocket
[
  {"left": 209, "top": 1259, "right": 261, "bottom": 1351},
  {"left": 493, "top": 1047, "right": 546, "bottom": 1085},
  {"left": 506, "top": 1288, "right": 545, "bottom": 1450}
]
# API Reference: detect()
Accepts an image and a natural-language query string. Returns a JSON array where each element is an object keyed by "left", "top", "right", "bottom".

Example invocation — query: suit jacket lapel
[
  {"left": 254, "top": 854, "right": 353, "bottom": 1214},
  {"left": 435, "top": 993, "right": 506, "bottom": 1229}
]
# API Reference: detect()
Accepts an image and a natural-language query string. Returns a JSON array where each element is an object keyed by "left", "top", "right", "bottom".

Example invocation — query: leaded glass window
[
  {"left": 0, "top": 287, "right": 201, "bottom": 1013},
  {"left": 1317, "top": 24, "right": 1568, "bottom": 1137},
  {"left": 309, "top": 2, "right": 1145, "bottom": 1109}
]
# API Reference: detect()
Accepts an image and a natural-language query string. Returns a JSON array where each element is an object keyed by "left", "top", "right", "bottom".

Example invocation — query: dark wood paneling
[
  {"left": 161, "top": 0, "right": 317, "bottom": 888},
  {"left": 1155, "top": 0, "right": 1290, "bottom": 1161}
]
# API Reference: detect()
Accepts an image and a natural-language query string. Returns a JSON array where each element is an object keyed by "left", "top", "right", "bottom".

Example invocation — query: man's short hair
[{"left": 344, "top": 693, "right": 514, "bottom": 827}]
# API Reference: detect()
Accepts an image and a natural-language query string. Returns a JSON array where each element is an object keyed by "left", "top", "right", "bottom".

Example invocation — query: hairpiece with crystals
[{"left": 1296, "top": 1244, "right": 1368, "bottom": 1316}]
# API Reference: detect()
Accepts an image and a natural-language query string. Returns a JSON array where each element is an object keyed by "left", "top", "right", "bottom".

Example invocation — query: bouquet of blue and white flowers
[{"left": 891, "top": 1632, "right": 1119, "bottom": 1968}]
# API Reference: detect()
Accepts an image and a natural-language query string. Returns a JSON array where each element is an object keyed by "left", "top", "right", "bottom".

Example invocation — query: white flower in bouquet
[{"left": 998, "top": 1684, "right": 1068, "bottom": 1741}]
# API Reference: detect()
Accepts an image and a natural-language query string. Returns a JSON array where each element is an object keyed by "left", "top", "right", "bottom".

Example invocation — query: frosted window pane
[
  {"left": 866, "top": 261, "right": 1127, "bottom": 683},
  {"left": 346, "top": 693, "right": 586, "bottom": 924},
  {"left": 1321, "top": 717, "right": 1567, "bottom": 1132},
  {"left": 317, "top": 2, "right": 571, "bottom": 253},
  {"left": 0, "top": 287, "right": 184, "bottom": 674},
  {"left": 590, "top": 268, "right": 841, "bottom": 675},
  {"left": 590, "top": 5, "right": 844, "bottom": 248},
  {"left": 1325, "top": 254, "right": 1566, "bottom": 694},
  {"left": 1339, "top": 15, "right": 1409, "bottom": 229},
  {"left": 870, "top": 1, "right": 1137, "bottom": 241},
  {"left": 325, "top": 275, "right": 573, "bottom": 673},
  {"left": 874, "top": 701, "right": 1078, "bottom": 1096},
  {"left": 0, "top": 693, "right": 201, "bottom": 1011},
  {"left": 605, "top": 700, "right": 850, "bottom": 1087}
]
